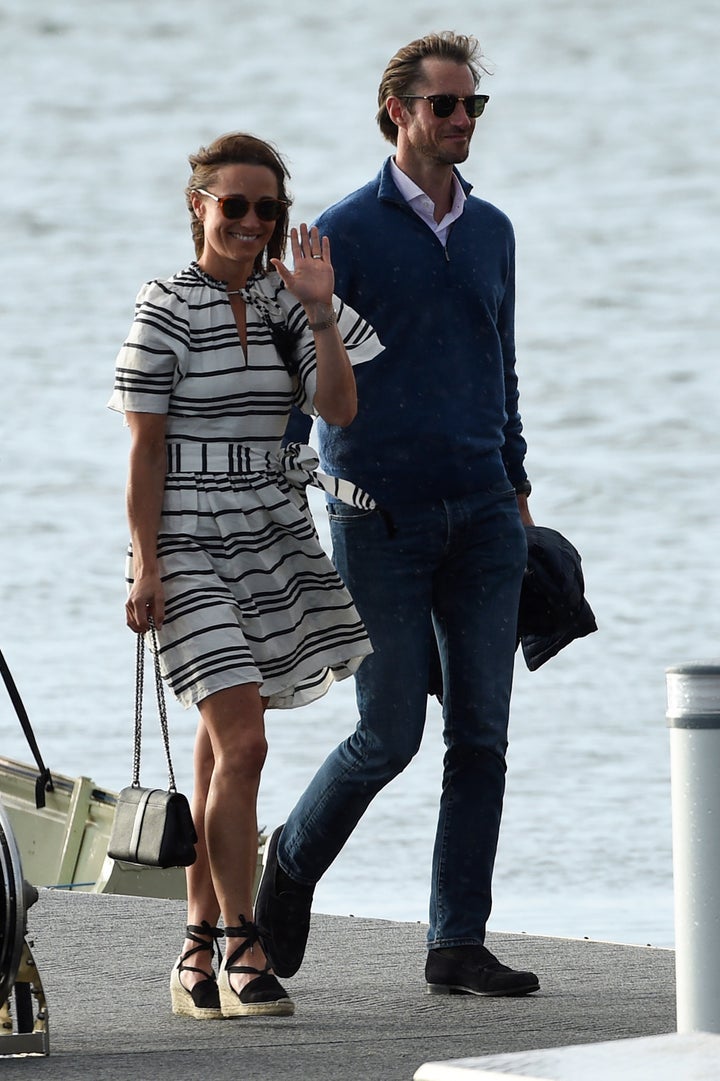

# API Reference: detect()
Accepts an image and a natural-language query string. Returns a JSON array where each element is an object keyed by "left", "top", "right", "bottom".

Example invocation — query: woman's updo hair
[{"left": 186, "top": 132, "right": 292, "bottom": 272}]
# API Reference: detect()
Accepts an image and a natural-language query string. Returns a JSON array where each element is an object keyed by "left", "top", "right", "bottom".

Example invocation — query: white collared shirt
[{"left": 389, "top": 157, "right": 466, "bottom": 246}]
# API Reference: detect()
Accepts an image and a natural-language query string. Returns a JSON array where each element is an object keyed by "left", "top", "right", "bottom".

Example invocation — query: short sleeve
[
  {"left": 282, "top": 293, "right": 384, "bottom": 416},
  {"left": 107, "top": 280, "right": 187, "bottom": 416}
]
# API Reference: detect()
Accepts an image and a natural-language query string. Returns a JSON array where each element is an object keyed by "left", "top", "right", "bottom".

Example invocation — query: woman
[{"left": 109, "top": 132, "right": 382, "bottom": 1019}]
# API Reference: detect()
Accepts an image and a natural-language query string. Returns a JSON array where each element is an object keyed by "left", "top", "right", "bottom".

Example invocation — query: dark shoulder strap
[{"left": 0, "top": 648, "right": 53, "bottom": 809}]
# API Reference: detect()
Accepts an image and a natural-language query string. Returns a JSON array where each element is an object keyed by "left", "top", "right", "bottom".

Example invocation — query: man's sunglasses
[
  {"left": 403, "top": 93, "right": 490, "bottom": 119},
  {"left": 193, "top": 188, "right": 288, "bottom": 222}
]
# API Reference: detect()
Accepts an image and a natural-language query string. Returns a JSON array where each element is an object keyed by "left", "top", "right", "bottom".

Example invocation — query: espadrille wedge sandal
[
  {"left": 218, "top": 916, "right": 294, "bottom": 1018},
  {"left": 170, "top": 921, "right": 224, "bottom": 1020}
]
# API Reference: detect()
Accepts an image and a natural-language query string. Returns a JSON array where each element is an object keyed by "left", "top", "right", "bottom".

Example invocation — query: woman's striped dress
[{"left": 108, "top": 262, "right": 383, "bottom": 710}]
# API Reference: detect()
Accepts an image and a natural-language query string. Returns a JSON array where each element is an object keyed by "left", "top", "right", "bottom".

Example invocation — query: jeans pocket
[
  {"left": 487, "top": 479, "right": 517, "bottom": 498},
  {"left": 326, "top": 501, "right": 377, "bottom": 523}
]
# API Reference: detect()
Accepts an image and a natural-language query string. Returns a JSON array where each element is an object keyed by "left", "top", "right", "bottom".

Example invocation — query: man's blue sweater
[{"left": 313, "top": 158, "right": 529, "bottom": 506}]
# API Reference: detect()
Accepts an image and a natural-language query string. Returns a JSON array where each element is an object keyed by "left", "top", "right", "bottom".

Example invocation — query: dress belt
[{"left": 165, "top": 441, "right": 376, "bottom": 511}]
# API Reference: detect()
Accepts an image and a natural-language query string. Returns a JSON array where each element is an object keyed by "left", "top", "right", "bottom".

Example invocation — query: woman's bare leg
[
  {"left": 197, "top": 683, "right": 271, "bottom": 993},
  {"left": 178, "top": 720, "right": 222, "bottom": 989}
]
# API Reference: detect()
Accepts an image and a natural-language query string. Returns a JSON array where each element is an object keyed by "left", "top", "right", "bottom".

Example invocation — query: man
[{"left": 256, "top": 31, "right": 539, "bottom": 997}]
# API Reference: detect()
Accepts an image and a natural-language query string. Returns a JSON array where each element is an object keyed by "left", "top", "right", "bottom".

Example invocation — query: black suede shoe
[
  {"left": 255, "top": 825, "right": 314, "bottom": 979},
  {"left": 425, "top": 945, "right": 540, "bottom": 997}
]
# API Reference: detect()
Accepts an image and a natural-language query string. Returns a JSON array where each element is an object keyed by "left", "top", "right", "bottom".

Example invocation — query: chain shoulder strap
[{"left": 131, "top": 619, "right": 178, "bottom": 792}]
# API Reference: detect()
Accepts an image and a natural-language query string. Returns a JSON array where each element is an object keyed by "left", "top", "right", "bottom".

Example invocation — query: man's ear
[{"left": 385, "top": 95, "right": 409, "bottom": 132}]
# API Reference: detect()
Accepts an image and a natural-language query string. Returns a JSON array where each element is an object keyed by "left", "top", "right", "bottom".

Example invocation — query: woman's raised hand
[{"left": 271, "top": 223, "right": 334, "bottom": 306}]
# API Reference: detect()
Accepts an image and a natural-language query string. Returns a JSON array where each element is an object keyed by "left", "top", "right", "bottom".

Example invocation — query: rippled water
[{"left": 1, "top": 0, "right": 718, "bottom": 946}]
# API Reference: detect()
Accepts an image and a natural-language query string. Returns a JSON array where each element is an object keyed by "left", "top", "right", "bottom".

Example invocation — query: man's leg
[
  {"left": 424, "top": 486, "right": 539, "bottom": 995},
  {"left": 256, "top": 501, "right": 442, "bottom": 974}
]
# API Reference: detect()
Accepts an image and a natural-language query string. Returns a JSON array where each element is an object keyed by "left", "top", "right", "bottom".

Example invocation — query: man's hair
[{"left": 376, "top": 31, "right": 488, "bottom": 145}]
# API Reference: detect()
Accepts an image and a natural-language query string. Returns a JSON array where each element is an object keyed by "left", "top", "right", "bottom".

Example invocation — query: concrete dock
[{"left": 3, "top": 890, "right": 676, "bottom": 1079}]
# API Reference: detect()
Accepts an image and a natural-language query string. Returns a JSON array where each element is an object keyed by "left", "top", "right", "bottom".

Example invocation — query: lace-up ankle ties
[
  {"left": 170, "top": 921, "right": 225, "bottom": 1019},
  {"left": 218, "top": 916, "right": 294, "bottom": 1018}
]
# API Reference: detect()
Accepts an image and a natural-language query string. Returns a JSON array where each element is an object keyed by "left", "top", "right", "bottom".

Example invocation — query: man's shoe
[
  {"left": 425, "top": 944, "right": 539, "bottom": 997},
  {"left": 255, "top": 825, "right": 314, "bottom": 979}
]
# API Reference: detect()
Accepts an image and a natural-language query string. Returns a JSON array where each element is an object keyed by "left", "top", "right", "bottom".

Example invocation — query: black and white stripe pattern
[
  {"left": 278, "top": 443, "right": 376, "bottom": 510},
  {"left": 109, "top": 263, "right": 383, "bottom": 709}
]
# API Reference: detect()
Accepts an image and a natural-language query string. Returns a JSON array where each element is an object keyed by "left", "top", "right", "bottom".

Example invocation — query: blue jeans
[{"left": 279, "top": 483, "right": 527, "bottom": 948}]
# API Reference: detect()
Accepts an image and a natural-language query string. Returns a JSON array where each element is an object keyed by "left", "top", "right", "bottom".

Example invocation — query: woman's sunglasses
[
  {"left": 403, "top": 93, "right": 489, "bottom": 119},
  {"left": 193, "top": 188, "right": 288, "bottom": 222}
]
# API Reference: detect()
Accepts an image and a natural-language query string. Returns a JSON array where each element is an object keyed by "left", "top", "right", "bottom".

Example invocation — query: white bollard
[{"left": 666, "top": 661, "right": 720, "bottom": 1034}]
